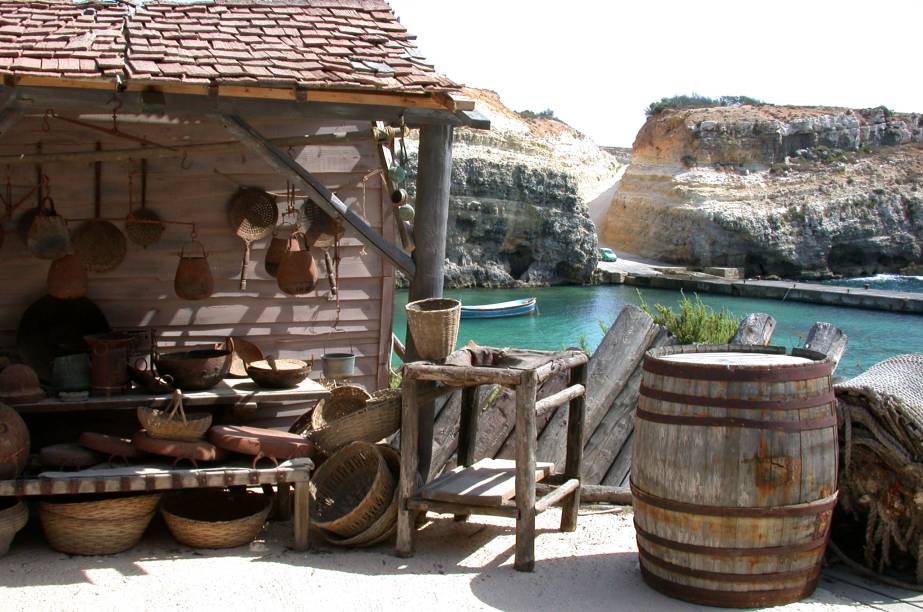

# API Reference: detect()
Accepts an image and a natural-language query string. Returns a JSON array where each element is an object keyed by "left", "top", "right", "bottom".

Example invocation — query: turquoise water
[
  {"left": 394, "top": 286, "right": 923, "bottom": 379},
  {"left": 823, "top": 274, "right": 923, "bottom": 293}
]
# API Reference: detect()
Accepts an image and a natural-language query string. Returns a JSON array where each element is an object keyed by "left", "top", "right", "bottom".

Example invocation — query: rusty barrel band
[
  {"left": 630, "top": 481, "right": 839, "bottom": 518},
  {"left": 639, "top": 385, "right": 835, "bottom": 412},
  {"left": 634, "top": 521, "right": 830, "bottom": 556},
  {"left": 635, "top": 408, "right": 836, "bottom": 432},
  {"left": 637, "top": 546, "right": 823, "bottom": 584},
  {"left": 642, "top": 354, "right": 832, "bottom": 382},
  {"left": 640, "top": 565, "right": 820, "bottom": 608}
]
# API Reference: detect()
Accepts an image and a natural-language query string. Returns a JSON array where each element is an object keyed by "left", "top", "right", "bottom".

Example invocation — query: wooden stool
[{"left": 395, "top": 347, "right": 588, "bottom": 572}]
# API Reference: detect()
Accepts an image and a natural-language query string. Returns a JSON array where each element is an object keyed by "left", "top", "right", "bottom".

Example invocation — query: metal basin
[{"left": 154, "top": 349, "right": 231, "bottom": 391}]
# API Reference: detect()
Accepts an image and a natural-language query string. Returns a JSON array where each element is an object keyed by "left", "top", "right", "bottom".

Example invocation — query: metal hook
[
  {"left": 41, "top": 109, "right": 54, "bottom": 132},
  {"left": 111, "top": 99, "right": 123, "bottom": 131},
  {"left": 180, "top": 150, "right": 192, "bottom": 170}
]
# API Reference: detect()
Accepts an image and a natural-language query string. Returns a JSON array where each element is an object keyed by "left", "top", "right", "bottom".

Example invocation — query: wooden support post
[
  {"left": 214, "top": 113, "right": 415, "bottom": 276},
  {"left": 396, "top": 378, "right": 420, "bottom": 558},
  {"left": 560, "top": 362, "right": 587, "bottom": 532},
  {"left": 514, "top": 371, "right": 538, "bottom": 572},
  {"left": 405, "top": 123, "right": 453, "bottom": 483},
  {"left": 276, "top": 483, "right": 292, "bottom": 521},
  {"left": 732, "top": 313, "right": 777, "bottom": 345},
  {"left": 454, "top": 385, "right": 480, "bottom": 522},
  {"left": 293, "top": 480, "right": 310, "bottom": 551}
]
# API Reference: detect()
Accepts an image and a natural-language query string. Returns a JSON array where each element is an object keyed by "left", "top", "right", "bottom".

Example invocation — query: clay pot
[
  {"left": 0, "top": 403, "right": 29, "bottom": 479},
  {"left": 174, "top": 240, "right": 214, "bottom": 301},
  {"left": 263, "top": 229, "right": 289, "bottom": 279},
  {"left": 0, "top": 364, "right": 44, "bottom": 404},
  {"left": 27, "top": 196, "right": 71, "bottom": 260},
  {"left": 276, "top": 232, "right": 318, "bottom": 296},
  {"left": 47, "top": 253, "right": 88, "bottom": 299}
]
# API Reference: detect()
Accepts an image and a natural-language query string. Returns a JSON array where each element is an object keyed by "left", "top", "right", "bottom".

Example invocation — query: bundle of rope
[{"left": 835, "top": 353, "right": 923, "bottom": 582}]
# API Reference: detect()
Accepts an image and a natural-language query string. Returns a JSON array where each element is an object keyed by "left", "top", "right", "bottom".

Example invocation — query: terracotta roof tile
[{"left": 0, "top": 0, "right": 459, "bottom": 93}]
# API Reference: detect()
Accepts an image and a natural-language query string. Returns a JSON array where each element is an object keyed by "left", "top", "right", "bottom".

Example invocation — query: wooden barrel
[{"left": 631, "top": 344, "right": 838, "bottom": 608}]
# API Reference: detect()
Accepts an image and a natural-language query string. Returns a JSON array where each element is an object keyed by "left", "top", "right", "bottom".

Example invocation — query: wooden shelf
[
  {"left": 418, "top": 458, "right": 554, "bottom": 507},
  {"left": 12, "top": 377, "right": 330, "bottom": 414}
]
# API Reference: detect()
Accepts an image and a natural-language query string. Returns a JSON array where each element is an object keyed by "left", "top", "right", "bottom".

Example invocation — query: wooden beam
[
  {"left": 6, "top": 84, "right": 485, "bottom": 128},
  {"left": 732, "top": 313, "right": 776, "bottom": 345},
  {"left": 534, "top": 384, "right": 585, "bottom": 417},
  {"left": 535, "top": 478, "right": 580, "bottom": 513},
  {"left": 214, "top": 113, "right": 415, "bottom": 276},
  {"left": 803, "top": 322, "right": 847, "bottom": 374},
  {"left": 580, "top": 484, "right": 632, "bottom": 505},
  {"left": 0, "top": 131, "right": 375, "bottom": 166}
]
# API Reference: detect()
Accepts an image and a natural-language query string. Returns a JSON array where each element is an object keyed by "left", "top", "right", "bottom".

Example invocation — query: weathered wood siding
[{"left": 0, "top": 109, "right": 394, "bottom": 427}]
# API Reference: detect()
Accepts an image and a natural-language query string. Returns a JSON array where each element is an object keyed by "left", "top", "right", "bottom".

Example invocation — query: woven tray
[
  {"left": 310, "top": 441, "right": 393, "bottom": 538},
  {"left": 161, "top": 489, "right": 272, "bottom": 549},
  {"left": 310, "top": 389, "right": 401, "bottom": 455}
]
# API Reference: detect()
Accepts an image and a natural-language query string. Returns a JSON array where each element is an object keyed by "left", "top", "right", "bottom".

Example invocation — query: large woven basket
[
  {"left": 323, "top": 444, "right": 399, "bottom": 548},
  {"left": 38, "top": 493, "right": 161, "bottom": 555},
  {"left": 137, "top": 392, "right": 212, "bottom": 442},
  {"left": 405, "top": 298, "right": 460, "bottom": 360},
  {"left": 309, "top": 383, "right": 371, "bottom": 430},
  {"left": 310, "top": 389, "right": 401, "bottom": 455},
  {"left": 0, "top": 497, "right": 28, "bottom": 557},
  {"left": 161, "top": 489, "right": 272, "bottom": 549},
  {"left": 310, "top": 441, "right": 393, "bottom": 538}
]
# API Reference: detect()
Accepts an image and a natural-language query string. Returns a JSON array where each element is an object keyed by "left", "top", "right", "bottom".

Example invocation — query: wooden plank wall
[{"left": 0, "top": 109, "right": 394, "bottom": 429}]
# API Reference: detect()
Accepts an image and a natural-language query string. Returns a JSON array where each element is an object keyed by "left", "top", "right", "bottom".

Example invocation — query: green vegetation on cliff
[{"left": 646, "top": 94, "right": 764, "bottom": 116}]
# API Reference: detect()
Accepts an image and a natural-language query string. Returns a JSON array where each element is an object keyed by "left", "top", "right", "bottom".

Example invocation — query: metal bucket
[
  {"left": 321, "top": 353, "right": 355, "bottom": 379},
  {"left": 84, "top": 333, "right": 134, "bottom": 396},
  {"left": 51, "top": 353, "right": 91, "bottom": 392}
]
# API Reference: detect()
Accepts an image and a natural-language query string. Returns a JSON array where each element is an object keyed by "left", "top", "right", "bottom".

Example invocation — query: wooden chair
[{"left": 395, "top": 347, "right": 588, "bottom": 571}]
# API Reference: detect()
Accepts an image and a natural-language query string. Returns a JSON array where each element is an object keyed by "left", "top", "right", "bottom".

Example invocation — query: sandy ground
[{"left": 0, "top": 506, "right": 868, "bottom": 612}]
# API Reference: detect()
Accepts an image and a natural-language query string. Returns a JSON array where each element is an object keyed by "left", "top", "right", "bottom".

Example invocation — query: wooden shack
[{"left": 0, "top": 0, "right": 486, "bottom": 433}]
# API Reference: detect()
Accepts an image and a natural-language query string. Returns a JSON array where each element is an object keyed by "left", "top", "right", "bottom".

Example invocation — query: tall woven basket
[
  {"left": 38, "top": 493, "right": 161, "bottom": 555},
  {"left": 404, "top": 298, "right": 460, "bottom": 361}
]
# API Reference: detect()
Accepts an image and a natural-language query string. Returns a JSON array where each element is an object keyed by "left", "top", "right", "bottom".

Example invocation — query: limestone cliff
[
  {"left": 601, "top": 105, "right": 923, "bottom": 278},
  {"left": 406, "top": 88, "right": 623, "bottom": 287}
]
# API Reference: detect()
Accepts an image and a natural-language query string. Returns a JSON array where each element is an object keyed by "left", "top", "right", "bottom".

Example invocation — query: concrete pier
[{"left": 622, "top": 272, "right": 923, "bottom": 315}]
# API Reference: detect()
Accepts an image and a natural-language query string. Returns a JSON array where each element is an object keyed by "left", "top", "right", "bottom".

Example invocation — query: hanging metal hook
[
  {"left": 111, "top": 99, "right": 123, "bottom": 132},
  {"left": 41, "top": 109, "right": 55, "bottom": 132},
  {"left": 180, "top": 150, "right": 192, "bottom": 170}
]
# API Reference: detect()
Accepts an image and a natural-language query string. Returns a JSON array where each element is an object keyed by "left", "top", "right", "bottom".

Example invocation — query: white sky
[{"left": 389, "top": 0, "right": 923, "bottom": 146}]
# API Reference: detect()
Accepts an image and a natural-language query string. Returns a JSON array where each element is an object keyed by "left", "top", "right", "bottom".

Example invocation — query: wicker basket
[
  {"left": 310, "top": 389, "right": 401, "bottom": 454},
  {"left": 323, "top": 444, "right": 399, "bottom": 547},
  {"left": 38, "top": 493, "right": 161, "bottom": 555},
  {"left": 310, "top": 383, "right": 371, "bottom": 430},
  {"left": 137, "top": 391, "right": 212, "bottom": 441},
  {"left": 0, "top": 497, "right": 28, "bottom": 557},
  {"left": 310, "top": 441, "right": 393, "bottom": 538},
  {"left": 161, "top": 489, "right": 272, "bottom": 549},
  {"left": 404, "top": 298, "right": 460, "bottom": 360}
]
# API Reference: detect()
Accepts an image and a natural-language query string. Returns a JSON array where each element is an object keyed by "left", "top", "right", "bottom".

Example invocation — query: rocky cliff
[
  {"left": 601, "top": 105, "right": 923, "bottom": 278},
  {"left": 406, "top": 89, "right": 623, "bottom": 287}
]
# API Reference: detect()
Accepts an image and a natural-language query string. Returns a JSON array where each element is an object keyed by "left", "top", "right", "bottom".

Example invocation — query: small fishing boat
[{"left": 460, "top": 297, "right": 537, "bottom": 319}]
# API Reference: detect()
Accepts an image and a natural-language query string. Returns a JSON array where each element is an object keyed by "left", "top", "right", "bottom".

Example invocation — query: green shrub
[
  {"left": 638, "top": 291, "right": 740, "bottom": 344},
  {"left": 518, "top": 108, "right": 556, "bottom": 120},
  {"left": 646, "top": 94, "right": 764, "bottom": 116}
]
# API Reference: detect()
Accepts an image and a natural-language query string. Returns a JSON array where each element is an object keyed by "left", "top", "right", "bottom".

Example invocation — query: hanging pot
[
  {"left": 276, "top": 232, "right": 317, "bottom": 296},
  {"left": 47, "top": 253, "right": 88, "bottom": 299},
  {"left": 125, "top": 159, "right": 165, "bottom": 249},
  {"left": 27, "top": 195, "right": 71, "bottom": 259},
  {"left": 264, "top": 225, "right": 291, "bottom": 279},
  {"left": 174, "top": 240, "right": 214, "bottom": 301},
  {"left": 72, "top": 157, "right": 127, "bottom": 273}
]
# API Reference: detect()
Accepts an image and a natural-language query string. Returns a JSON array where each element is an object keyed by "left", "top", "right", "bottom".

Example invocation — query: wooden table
[
  {"left": 12, "top": 377, "right": 330, "bottom": 414},
  {"left": 0, "top": 459, "right": 314, "bottom": 551}
]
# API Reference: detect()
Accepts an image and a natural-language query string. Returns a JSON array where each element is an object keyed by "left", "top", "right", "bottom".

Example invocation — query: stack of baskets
[
  {"left": 305, "top": 386, "right": 402, "bottom": 456},
  {"left": 38, "top": 493, "right": 161, "bottom": 555},
  {"left": 311, "top": 441, "right": 400, "bottom": 547}
]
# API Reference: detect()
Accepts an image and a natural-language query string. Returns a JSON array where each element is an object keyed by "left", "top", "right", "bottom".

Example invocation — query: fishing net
[{"left": 835, "top": 354, "right": 923, "bottom": 581}]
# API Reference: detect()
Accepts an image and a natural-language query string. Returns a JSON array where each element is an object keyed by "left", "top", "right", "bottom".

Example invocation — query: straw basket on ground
[
  {"left": 310, "top": 389, "right": 401, "bottom": 454},
  {"left": 404, "top": 298, "right": 460, "bottom": 361},
  {"left": 310, "top": 441, "right": 394, "bottom": 538},
  {"left": 161, "top": 489, "right": 272, "bottom": 549},
  {"left": 38, "top": 493, "right": 161, "bottom": 555},
  {"left": 631, "top": 344, "right": 837, "bottom": 608}
]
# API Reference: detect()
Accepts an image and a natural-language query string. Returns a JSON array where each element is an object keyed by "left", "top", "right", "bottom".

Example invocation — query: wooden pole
[
  {"left": 395, "top": 378, "right": 420, "bottom": 558},
  {"left": 213, "top": 113, "right": 416, "bottom": 276},
  {"left": 514, "top": 371, "right": 538, "bottom": 572},
  {"left": 405, "top": 123, "right": 453, "bottom": 482}
]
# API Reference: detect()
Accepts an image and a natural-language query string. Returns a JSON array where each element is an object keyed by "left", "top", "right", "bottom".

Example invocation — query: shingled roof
[{"left": 0, "top": 0, "right": 458, "bottom": 94}]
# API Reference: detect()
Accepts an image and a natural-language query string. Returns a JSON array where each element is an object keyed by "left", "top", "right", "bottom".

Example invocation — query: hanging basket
[{"left": 404, "top": 298, "right": 461, "bottom": 361}]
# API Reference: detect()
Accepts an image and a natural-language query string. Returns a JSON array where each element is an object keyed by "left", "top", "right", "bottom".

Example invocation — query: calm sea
[{"left": 393, "top": 285, "right": 923, "bottom": 379}]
